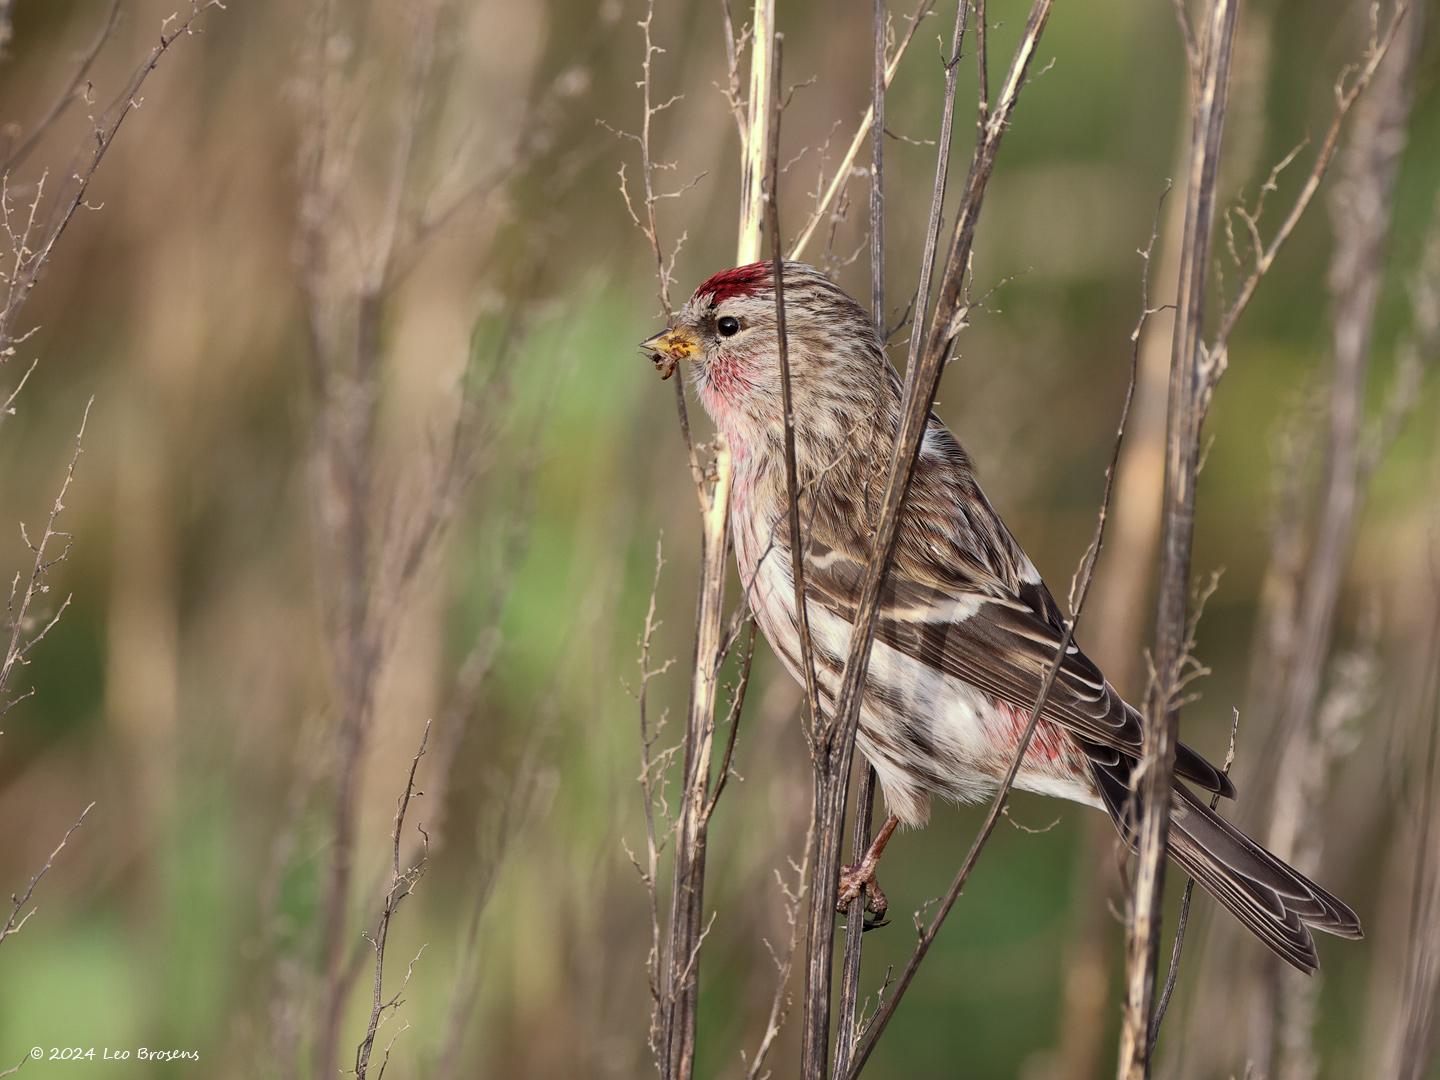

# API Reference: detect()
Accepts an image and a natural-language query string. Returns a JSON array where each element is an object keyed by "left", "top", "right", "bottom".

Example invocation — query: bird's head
[{"left": 640, "top": 261, "right": 890, "bottom": 452}]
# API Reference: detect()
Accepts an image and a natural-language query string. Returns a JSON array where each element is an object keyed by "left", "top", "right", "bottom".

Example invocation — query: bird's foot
[
  {"left": 836, "top": 813, "right": 901, "bottom": 930},
  {"left": 837, "top": 861, "right": 889, "bottom": 929}
]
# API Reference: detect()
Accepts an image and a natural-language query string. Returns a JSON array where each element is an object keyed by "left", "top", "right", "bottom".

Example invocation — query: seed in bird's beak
[{"left": 638, "top": 327, "right": 697, "bottom": 381}]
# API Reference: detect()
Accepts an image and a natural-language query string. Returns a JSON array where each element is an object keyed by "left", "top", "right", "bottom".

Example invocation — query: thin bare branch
[
  {"left": 0, "top": 801, "right": 94, "bottom": 950},
  {"left": 1, "top": 398, "right": 92, "bottom": 716},
  {"left": 0, "top": 1, "right": 229, "bottom": 350},
  {"left": 833, "top": 4, "right": 894, "bottom": 1066},
  {"left": 656, "top": 5, "right": 776, "bottom": 1076},
  {"left": 787, "top": 0, "right": 936, "bottom": 261},
  {"left": 1254, "top": 10, "right": 1420, "bottom": 1074},
  {"left": 842, "top": 176, "right": 1163, "bottom": 1080},
  {"left": 901, "top": 0, "right": 967, "bottom": 388},
  {"left": 354, "top": 723, "right": 431, "bottom": 1080},
  {"left": 1149, "top": 708, "right": 1239, "bottom": 1050},
  {"left": 802, "top": 5, "right": 1057, "bottom": 1075},
  {"left": 1205, "top": 4, "right": 1410, "bottom": 385},
  {"left": 2, "top": 0, "right": 123, "bottom": 174},
  {"left": 1116, "top": 3, "right": 1237, "bottom": 1074},
  {"left": 744, "top": 817, "right": 815, "bottom": 1080}
]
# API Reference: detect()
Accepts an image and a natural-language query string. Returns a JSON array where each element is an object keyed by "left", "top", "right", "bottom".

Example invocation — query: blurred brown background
[{"left": 0, "top": 0, "right": 1437, "bottom": 1077}]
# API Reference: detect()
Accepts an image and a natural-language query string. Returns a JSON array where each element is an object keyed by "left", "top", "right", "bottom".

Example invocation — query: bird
[{"left": 640, "top": 259, "right": 1362, "bottom": 973}]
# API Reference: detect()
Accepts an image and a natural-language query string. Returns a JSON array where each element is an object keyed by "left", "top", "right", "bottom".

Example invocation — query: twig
[
  {"left": 0, "top": 2, "right": 229, "bottom": 350},
  {"left": 1115, "top": 2, "right": 1236, "bottom": 1075},
  {"left": 974, "top": 0, "right": 989, "bottom": 125},
  {"left": 841, "top": 161, "right": 1162, "bottom": 1080},
  {"left": 0, "top": 801, "right": 94, "bottom": 950},
  {"left": 1149, "top": 708, "right": 1240, "bottom": 1051},
  {"left": 354, "top": 723, "right": 431, "bottom": 1080},
  {"left": 1, "top": 398, "right": 93, "bottom": 717},
  {"left": 834, "top": 766, "right": 878, "bottom": 1073},
  {"left": 717, "top": 0, "right": 748, "bottom": 140},
  {"left": 767, "top": 37, "right": 820, "bottom": 748},
  {"left": 744, "top": 816, "right": 816, "bottom": 1080},
  {"left": 801, "top": 5, "right": 1057, "bottom": 1075},
  {"left": 703, "top": 622, "right": 756, "bottom": 822},
  {"left": 657, "top": 5, "right": 776, "bottom": 1077},
  {"left": 1203, "top": 2, "right": 1410, "bottom": 391},
  {"left": 2, "top": 0, "right": 123, "bottom": 174},
  {"left": 833, "top": 3, "right": 891, "bottom": 1067},
  {"left": 787, "top": 0, "right": 936, "bottom": 261},
  {"left": 617, "top": 0, "right": 705, "bottom": 496},
  {"left": 868, "top": 0, "right": 886, "bottom": 336},
  {"left": 901, "top": 0, "right": 967, "bottom": 388},
  {"left": 1255, "top": 9, "right": 1419, "bottom": 1075},
  {"left": 632, "top": 539, "right": 674, "bottom": 1068}
]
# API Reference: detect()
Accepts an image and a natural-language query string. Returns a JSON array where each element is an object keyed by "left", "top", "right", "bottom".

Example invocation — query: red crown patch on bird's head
[{"left": 692, "top": 262, "right": 770, "bottom": 307}]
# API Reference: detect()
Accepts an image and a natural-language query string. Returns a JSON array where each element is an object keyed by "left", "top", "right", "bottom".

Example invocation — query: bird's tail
[
  {"left": 1164, "top": 785, "right": 1362, "bottom": 972},
  {"left": 1093, "top": 767, "right": 1362, "bottom": 972}
]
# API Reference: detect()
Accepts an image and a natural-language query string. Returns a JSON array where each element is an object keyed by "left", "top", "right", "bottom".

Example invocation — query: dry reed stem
[
  {"left": 613, "top": 4, "right": 776, "bottom": 1075},
  {"left": 1149, "top": 708, "right": 1239, "bottom": 1052},
  {"left": 834, "top": 2, "right": 892, "bottom": 1065},
  {"left": 1116, "top": 3, "right": 1237, "bottom": 1075},
  {"left": 840, "top": 124, "right": 1161, "bottom": 1080},
  {"left": 1254, "top": 8, "right": 1419, "bottom": 1074},
  {"left": 802, "top": 4, "right": 1057, "bottom": 1075}
]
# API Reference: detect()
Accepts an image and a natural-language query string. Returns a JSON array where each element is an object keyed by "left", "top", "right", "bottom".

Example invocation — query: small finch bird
[{"left": 642, "top": 260, "right": 1362, "bottom": 972}]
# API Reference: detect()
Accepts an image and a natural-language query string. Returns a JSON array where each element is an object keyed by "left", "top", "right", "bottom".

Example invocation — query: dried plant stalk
[
  {"left": 832, "top": 1, "right": 889, "bottom": 1064},
  {"left": 1116, "top": 3, "right": 1237, "bottom": 1075},
  {"left": 1256, "top": 7, "right": 1420, "bottom": 1076},
  {"left": 801, "top": 4, "right": 1056, "bottom": 1075},
  {"left": 353, "top": 724, "right": 431, "bottom": 1080},
  {"left": 645, "top": 5, "right": 778, "bottom": 1077}
]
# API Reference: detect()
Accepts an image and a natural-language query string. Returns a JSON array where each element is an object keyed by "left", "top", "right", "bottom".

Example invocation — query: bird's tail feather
[
  {"left": 1165, "top": 785, "right": 1361, "bottom": 973},
  {"left": 1092, "top": 766, "right": 1361, "bottom": 974}
]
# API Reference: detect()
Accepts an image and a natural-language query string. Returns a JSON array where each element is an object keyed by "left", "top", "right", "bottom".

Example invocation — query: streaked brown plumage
[{"left": 643, "top": 260, "right": 1362, "bottom": 972}]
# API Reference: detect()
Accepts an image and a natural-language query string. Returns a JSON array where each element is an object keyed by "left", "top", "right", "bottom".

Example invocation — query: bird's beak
[{"left": 639, "top": 326, "right": 698, "bottom": 381}]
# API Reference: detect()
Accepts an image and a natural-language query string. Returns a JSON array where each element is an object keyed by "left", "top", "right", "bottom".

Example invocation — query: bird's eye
[{"left": 716, "top": 315, "right": 741, "bottom": 337}]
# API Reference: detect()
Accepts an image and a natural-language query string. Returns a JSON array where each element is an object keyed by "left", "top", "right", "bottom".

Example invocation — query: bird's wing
[{"left": 793, "top": 426, "right": 1234, "bottom": 797}]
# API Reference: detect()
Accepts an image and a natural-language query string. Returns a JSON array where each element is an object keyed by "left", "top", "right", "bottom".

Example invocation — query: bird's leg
[{"left": 837, "top": 813, "right": 900, "bottom": 926}]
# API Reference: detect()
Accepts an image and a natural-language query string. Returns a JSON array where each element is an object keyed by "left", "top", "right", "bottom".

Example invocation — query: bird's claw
[{"left": 837, "top": 862, "right": 889, "bottom": 930}]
